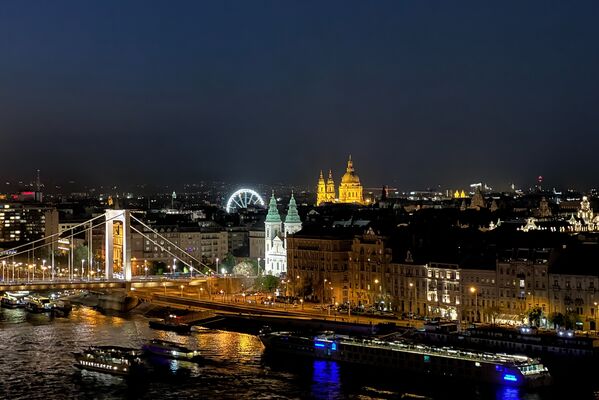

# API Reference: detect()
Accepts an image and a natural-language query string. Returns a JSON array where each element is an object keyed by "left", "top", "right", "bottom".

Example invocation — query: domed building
[{"left": 316, "top": 155, "right": 364, "bottom": 205}]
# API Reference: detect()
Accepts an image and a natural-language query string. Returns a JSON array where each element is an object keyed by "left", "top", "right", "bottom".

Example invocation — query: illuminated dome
[
  {"left": 316, "top": 155, "right": 364, "bottom": 205},
  {"left": 341, "top": 156, "right": 361, "bottom": 184}
]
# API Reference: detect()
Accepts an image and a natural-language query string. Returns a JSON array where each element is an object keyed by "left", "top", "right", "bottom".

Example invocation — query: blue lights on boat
[
  {"left": 503, "top": 374, "right": 518, "bottom": 382},
  {"left": 331, "top": 343, "right": 337, "bottom": 351},
  {"left": 314, "top": 342, "right": 326, "bottom": 348}
]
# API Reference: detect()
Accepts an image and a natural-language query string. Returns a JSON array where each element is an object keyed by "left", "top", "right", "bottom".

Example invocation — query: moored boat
[
  {"left": 1, "top": 293, "right": 25, "bottom": 308},
  {"left": 148, "top": 314, "right": 191, "bottom": 334},
  {"left": 142, "top": 339, "right": 201, "bottom": 362},
  {"left": 24, "top": 296, "right": 52, "bottom": 313},
  {"left": 260, "top": 331, "right": 552, "bottom": 388},
  {"left": 74, "top": 346, "right": 143, "bottom": 376}
]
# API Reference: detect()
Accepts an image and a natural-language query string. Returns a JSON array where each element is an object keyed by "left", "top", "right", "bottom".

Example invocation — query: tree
[
  {"left": 485, "top": 305, "right": 502, "bottom": 326},
  {"left": 565, "top": 311, "right": 582, "bottom": 330},
  {"left": 527, "top": 306, "right": 543, "bottom": 327},
  {"left": 233, "top": 261, "right": 255, "bottom": 276},
  {"left": 255, "top": 275, "right": 280, "bottom": 292},
  {"left": 548, "top": 312, "right": 566, "bottom": 329},
  {"left": 74, "top": 245, "right": 89, "bottom": 267},
  {"left": 221, "top": 253, "right": 236, "bottom": 272}
]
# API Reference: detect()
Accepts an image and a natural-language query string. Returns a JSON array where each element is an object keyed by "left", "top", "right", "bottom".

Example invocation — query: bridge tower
[{"left": 105, "top": 210, "right": 132, "bottom": 281}]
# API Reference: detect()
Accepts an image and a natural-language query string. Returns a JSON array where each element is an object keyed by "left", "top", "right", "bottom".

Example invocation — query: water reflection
[
  {"left": 0, "top": 305, "right": 593, "bottom": 399},
  {"left": 311, "top": 360, "right": 342, "bottom": 399}
]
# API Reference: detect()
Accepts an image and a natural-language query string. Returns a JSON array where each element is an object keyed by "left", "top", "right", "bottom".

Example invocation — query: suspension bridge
[{"left": 0, "top": 209, "right": 216, "bottom": 292}]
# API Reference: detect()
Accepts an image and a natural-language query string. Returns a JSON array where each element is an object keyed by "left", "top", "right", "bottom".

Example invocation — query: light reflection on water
[
  {"left": 312, "top": 360, "right": 342, "bottom": 399},
  {"left": 0, "top": 305, "right": 586, "bottom": 400}
]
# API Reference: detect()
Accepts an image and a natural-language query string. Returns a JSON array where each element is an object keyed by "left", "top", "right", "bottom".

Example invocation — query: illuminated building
[
  {"left": 338, "top": 156, "right": 364, "bottom": 204},
  {"left": 287, "top": 226, "right": 354, "bottom": 302},
  {"left": 453, "top": 190, "right": 468, "bottom": 199},
  {"left": 0, "top": 203, "right": 58, "bottom": 246},
  {"left": 577, "top": 196, "right": 594, "bottom": 224},
  {"left": 264, "top": 192, "right": 302, "bottom": 276},
  {"left": 316, "top": 155, "right": 364, "bottom": 205},
  {"left": 131, "top": 225, "right": 228, "bottom": 266},
  {"left": 316, "top": 170, "right": 337, "bottom": 206},
  {"left": 317, "top": 171, "right": 326, "bottom": 206},
  {"left": 469, "top": 188, "right": 486, "bottom": 209}
]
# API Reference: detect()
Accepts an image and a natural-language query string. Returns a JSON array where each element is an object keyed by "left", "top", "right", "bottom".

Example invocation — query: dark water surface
[{"left": 0, "top": 306, "right": 595, "bottom": 399}]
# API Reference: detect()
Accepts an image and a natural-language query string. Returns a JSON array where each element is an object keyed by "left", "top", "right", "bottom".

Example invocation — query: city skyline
[{"left": 1, "top": 1, "right": 599, "bottom": 189}]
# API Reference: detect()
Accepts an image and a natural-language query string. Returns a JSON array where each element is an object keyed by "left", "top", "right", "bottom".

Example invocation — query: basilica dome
[
  {"left": 341, "top": 170, "right": 360, "bottom": 184},
  {"left": 341, "top": 156, "right": 360, "bottom": 184}
]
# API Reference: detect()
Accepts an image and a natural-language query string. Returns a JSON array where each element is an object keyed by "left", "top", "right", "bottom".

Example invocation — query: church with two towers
[{"left": 264, "top": 192, "right": 302, "bottom": 276}]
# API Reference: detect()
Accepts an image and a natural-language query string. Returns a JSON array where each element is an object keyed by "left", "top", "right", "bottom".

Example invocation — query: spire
[
  {"left": 285, "top": 192, "right": 301, "bottom": 224},
  {"left": 265, "top": 191, "right": 282, "bottom": 223},
  {"left": 381, "top": 185, "right": 388, "bottom": 202},
  {"left": 346, "top": 155, "right": 354, "bottom": 173},
  {"left": 35, "top": 169, "right": 41, "bottom": 192},
  {"left": 318, "top": 170, "right": 324, "bottom": 181},
  {"left": 327, "top": 169, "right": 333, "bottom": 181}
]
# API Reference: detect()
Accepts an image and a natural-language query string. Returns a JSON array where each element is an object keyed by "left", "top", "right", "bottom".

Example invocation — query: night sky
[{"left": 1, "top": 1, "right": 598, "bottom": 191}]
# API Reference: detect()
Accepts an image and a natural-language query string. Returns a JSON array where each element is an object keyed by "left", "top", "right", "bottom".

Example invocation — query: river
[{"left": 0, "top": 305, "right": 593, "bottom": 399}]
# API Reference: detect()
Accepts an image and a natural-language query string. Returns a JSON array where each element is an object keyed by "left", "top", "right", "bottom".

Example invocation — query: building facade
[
  {"left": 249, "top": 228, "right": 265, "bottom": 260},
  {"left": 316, "top": 155, "right": 364, "bottom": 205},
  {"left": 131, "top": 225, "right": 228, "bottom": 269},
  {"left": 264, "top": 192, "right": 302, "bottom": 276},
  {"left": 286, "top": 227, "right": 354, "bottom": 303},
  {"left": 0, "top": 203, "right": 58, "bottom": 247}
]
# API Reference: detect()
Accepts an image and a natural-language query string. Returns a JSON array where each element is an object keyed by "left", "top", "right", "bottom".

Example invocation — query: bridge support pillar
[{"left": 105, "top": 210, "right": 132, "bottom": 282}]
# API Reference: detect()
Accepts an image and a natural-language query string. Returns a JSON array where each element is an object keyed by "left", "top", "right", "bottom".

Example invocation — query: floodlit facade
[
  {"left": 264, "top": 192, "right": 302, "bottom": 276},
  {"left": 316, "top": 155, "right": 364, "bottom": 205}
]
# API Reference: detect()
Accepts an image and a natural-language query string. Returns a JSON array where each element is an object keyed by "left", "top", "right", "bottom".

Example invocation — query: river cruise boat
[
  {"left": 24, "top": 296, "right": 52, "bottom": 313},
  {"left": 148, "top": 314, "right": 191, "bottom": 334},
  {"left": 142, "top": 339, "right": 202, "bottom": 362},
  {"left": 260, "top": 331, "right": 552, "bottom": 388},
  {"left": 74, "top": 346, "right": 143, "bottom": 376},
  {"left": 419, "top": 324, "right": 599, "bottom": 359},
  {"left": 1, "top": 293, "right": 25, "bottom": 308}
]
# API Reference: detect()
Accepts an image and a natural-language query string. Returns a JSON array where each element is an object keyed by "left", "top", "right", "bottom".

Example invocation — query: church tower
[
  {"left": 265, "top": 192, "right": 282, "bottom": 257},
  {"left": 326, "top": 170, "right": 336, "bottom": 202},
  {"left": 284, "top": 192, "right": 302, "bottom": 249},
  {"left": 317, "top": 170, "right": 326, "bottom": 206}
]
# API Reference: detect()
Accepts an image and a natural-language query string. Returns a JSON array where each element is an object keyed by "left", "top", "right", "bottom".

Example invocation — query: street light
[
  {"left": 42, "top": 260, "right": 46, "bottom": 281},
  {"left": 323, "top": 278, "right": 327, "bottom": 309},
  {"left": 300, "top": 298, "right": 304, "bottom": 310},
  {"left": 470, "top": 287, "right": 478, "bottom": 323},
  {"left": 144, "top": 266, "right": 148, "bottom": 278},
  {"left": 163, "top": 282, "right": 167, "bottom": 295},
  {"left": 180, "top": 284, "right": 185, "bottom": 297},
  {"left": 409, "top": 282, "right": 414, "bottom": 319},
  {"left": 216, "top": 258, "right": 220, "bottom": 274},
  {"left": 594, "top": 302, "right": 598, "bottom": 331},
  {"left": 81, "top": 259, "right": 85, "bottom": 281},
  {"left": 257, "top": 257, "right": 261, "bottom": 275},
  {"left": 173, "top": 258, "right": 177, "bottom": 275}
]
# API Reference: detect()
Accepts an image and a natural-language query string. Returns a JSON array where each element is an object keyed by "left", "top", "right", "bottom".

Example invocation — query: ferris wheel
[{"left": 226, "top": 189, "right": 265, "bottom": 213}]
